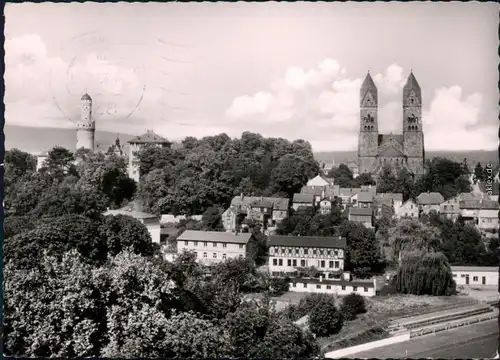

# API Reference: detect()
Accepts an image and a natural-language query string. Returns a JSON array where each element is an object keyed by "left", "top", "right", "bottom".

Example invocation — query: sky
[{"left": 5, "top": 2, "right": 499, "bottom": 152}]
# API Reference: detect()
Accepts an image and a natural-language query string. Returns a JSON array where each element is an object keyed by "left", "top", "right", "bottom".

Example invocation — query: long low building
[
  {"left": 451, "top": 266, "right": 498, "bottom": 286},
  {"left": 288, "top": 275, "right": 378, "bottom": 297}
]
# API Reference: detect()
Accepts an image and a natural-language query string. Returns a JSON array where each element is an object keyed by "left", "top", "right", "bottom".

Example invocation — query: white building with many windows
[
  {"left": 268, "top": 235, "right": 346, "bottom": 277},
  {"left": 176, "top": 230, "right": 255, "bottom": 265}
]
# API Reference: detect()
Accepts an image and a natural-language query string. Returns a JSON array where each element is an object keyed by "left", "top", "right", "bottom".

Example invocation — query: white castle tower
[{"left": 76, "top": 93, "right": 95, "bottom": 151}]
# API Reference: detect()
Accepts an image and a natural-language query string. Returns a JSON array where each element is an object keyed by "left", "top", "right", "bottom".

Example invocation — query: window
[
  {"left": 193, "top": 241, "right": 198, "bottom": 246},
  {"left": 292, "top": 259, "right": 297, "bottom": 267},
  {"left": 287, "top": 259, "right": 292, "bottom": 266},
  {"left": 334, "top": 261, "right": 340, "bottom": 269},
  {"left": 461, "top": 274, "right": 467, "bottom": 278},
  {"left": 473, "top": 276, "right": 478, "bottom": 282},
  {"left": 353, "top": 286, "right": 358, "bottom": 291},
  {"left": 223, "top": 243, "right": 227, "bottom": 248},
  {"left": 364, "top": 287, "right": 368, "bottom": 292},
  {"left": 213, "top": 242, "right": 217, "bottom": 247},
  {"left": 453, "top": 274, "right": 457, "bottom": 277},
  {"left": 301, "top": 260, "right": 306, "bottom": 267},
  {"left": 195, "top": 252, "right": 199, "bottom": 257},
  {"left": 303, "top": 283, "right": 307, "bottom": 288},
  {"left": 304, "top": 249, "right": 309, "bottom": 255},
  {"left": 273, "top": 259, "right": 278, "bottom": 266},
  {"left": 329, "top": 261, "right": 334, "bottom": 268},
  {"left": 203, "top": 252, "right": 207, "bottom": 258},
  {"left": 405, "top": 212, "right": 408, "bottom": 217},
  {"left": 184, "top": 241, "right": 189, "bottom": 246},
  {"left": 326, "top": 285, "right": 331, "bottom": 289},
  {"left": 239, "top": 244, "right": 244, "bottom": 249},
  {"left": 278, "top": 259, "right": 283, "bottom": 266},
  {"left": 239, "top": 254, "right": 243, "bottom": 258},
  {"left": 203, "top": 242, "right": 208, "bottom": 247},
  {"left": 341, "top": 285, "right": 346, "bottom": 290},
  {"left": 321, "top": 260, "right": 325, "bottom": 268},
  {"left": 292, "top": 283, "right": 297, "bottom": 288},
  {"left": 410, "top": 204, "right": 413, "bottom": 209},
  {"left": 213, "top": 253, "right": 217, "bottom": 259},
  {"left": 223, "top": 254, "right": 227, "bottom": 260},
  {"left": 316, "top": 285, "right": 321, "bottom": 289},
  {"left": 444, "top": 205, "right": 447, "bottom": 210}
]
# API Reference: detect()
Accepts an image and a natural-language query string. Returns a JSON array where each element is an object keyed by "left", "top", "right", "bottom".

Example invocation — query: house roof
[
  {"left": 177, "top": 230, "right": 253, "bottom": 244},
  {"left": 416, "top": 192, "right": 444, "bottom": 205},
  {"left": 451, "top": 266, "right": 498, "bottom": 273},
  {"left": 378, "top": 134, "right": 403, "bottom": 147},
  {"left": 340, "top": 188, "right": 361, "bottom": 197},
  {"left": 128, "top": 130, "right": 172, "bottom": 144},
  {"left": 268, "top": 235, "right": 347, "bottom": 249},
  {"left": 478, "top": 182, "right": 499, "bottom": 196},
  {"left": 230, "top": 195, "right": 290, "bottom": 211},
  {"left": 357, "top": 191, "right": 374, "bottom": 203},
  {"left": 301, "top": 185, "right": 325, "bottom": 196},
  {"left": 459, "top": 199, "right": 499, "bottom": 210},
  {"left": 459, "top": 192, "right": 484, "bottom": 201},
  {"left": 324, "top": 185, "right": 340, "bottom": 198},
  {"left": 374, "top": 197, "right": 393, "bottom": 207},
  {"left": 349, "top": 207, "right": 373, "bottom": 216},
  {"left": 249, "top": 198, "right": 275, "bottom": 208},
  {"left": 293, "top": 193, "right": 315, "bottom": 203},
  {"left": 375, "top": 193, "right": 403, "bottom": 203},
  {"left": 401, "top": 199, "right": 417, "bottom": 207}
]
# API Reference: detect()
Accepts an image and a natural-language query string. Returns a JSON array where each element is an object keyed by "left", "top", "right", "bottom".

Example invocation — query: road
[{"left": 346, "top": 319, "right": 498, "bottom": 359}]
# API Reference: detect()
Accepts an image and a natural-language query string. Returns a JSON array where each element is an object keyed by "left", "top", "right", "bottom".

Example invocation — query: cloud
[{"left": 225, "top": 60, "right": 492, "bottom": 152}]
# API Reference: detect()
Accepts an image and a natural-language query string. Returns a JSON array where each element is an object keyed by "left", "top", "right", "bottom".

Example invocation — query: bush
[
  {"left": 268, "top": 277, "right": 290, "bottom": 296},
  {"left": 295, "top": 293, "right": 334, "bottom": 319},
  {"left": 340, "top": 293, "right": 367, "bottom": 321},
  {"left": 308, "top": 299, "right": 343, "bottom": 337}
]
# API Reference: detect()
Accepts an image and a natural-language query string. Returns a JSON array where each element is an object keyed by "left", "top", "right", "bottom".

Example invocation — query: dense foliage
[
  {"left": 307, "top": 294, "right": 344, "bottom": 337},
  {"left": 394, "top": 251, "right": 456, "bottom": 296},
  {"left": 327, "top": 164, "right": 375, "bottom": 188},
  {"left": 341, "top": 293, "right": 367, "bottom": 321},
  {"left": 136, "top": 132, "right": 320, "bottom": 215}
]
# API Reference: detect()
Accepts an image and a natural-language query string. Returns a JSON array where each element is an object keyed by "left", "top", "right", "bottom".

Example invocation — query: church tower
[
  {"left": 402, "top": 72, "right": 425, "bottom": 176},
  {"left": 76, "top": 93, "right": 95, "bottom": 151},
  {"left": 358, "top": 72, "right": 379, "bottom": 174}
]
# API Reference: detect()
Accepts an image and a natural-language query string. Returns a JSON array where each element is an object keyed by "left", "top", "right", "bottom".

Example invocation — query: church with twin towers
[{"left": 357, "top": 71, "right": 425, "bottom": 179}]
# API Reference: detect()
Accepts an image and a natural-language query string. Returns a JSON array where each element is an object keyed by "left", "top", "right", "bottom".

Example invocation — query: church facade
[{"left": 357, "top": 71, "right": 425, "bottom": 178}]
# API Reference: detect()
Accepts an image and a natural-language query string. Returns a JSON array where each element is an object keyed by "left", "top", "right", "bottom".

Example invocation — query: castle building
[
  {"left": 357, "top": 71, "right": 425, "bottom": 178},
  {"left": 76, "top": 93, "right": 96, "bottom": 151},
  {"left": 128, "top": 130, "right": 172, "bottom": 182}
]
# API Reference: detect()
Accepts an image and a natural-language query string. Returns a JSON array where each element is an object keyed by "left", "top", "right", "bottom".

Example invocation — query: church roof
[
  {"left": 360, "top": 72, "right": 378, "bottom": 104},
  {"left": 128, "top": 130, "right": 172, "bottom": 144},
  {"left": 403, "top": 71, "right": 421, "bottom": 100},
  {"left": 377, "top": 145, "right": 406, "bottom": 158},
  {"left": 378, "top": 134, "right": 403, "bottom": 147}
]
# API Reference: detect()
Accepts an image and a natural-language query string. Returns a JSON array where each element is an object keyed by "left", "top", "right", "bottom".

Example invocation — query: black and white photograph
[{"left": 3, "top": 1, "right": 500, "bottom": 358}]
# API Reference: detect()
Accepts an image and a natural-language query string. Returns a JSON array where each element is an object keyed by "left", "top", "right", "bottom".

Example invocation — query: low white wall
[{"left": 324, "top": 332, "right": 410, "bottom": 359}]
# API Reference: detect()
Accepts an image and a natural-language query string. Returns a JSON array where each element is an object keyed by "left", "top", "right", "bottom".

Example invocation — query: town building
[
  {"left": 127, "top": 130, "right": 172, "bottom": 182},
  {"left": 352, "top": 191, "right": 374, "bottom": 209},
  {"left": 394, "top": 199, "right": 419, "bottom": 219},
  {"left": 357, "top": 71, "right": 425, "bottom": 178},
  {"left": 318, "top": 198, "right": 333, "bottom": 215},
  {"left": 300, "top": 184, "right": 340, "bottom": 205},
  {"left": 451, "top": 266, "right": 498, "bottom": 287},
  {"left": 268, "top": 235, "right": 346, "bottom": 277},
  {"left": 292, "top": 193, "right": 315, "bottom": 211},
  {"left": 478, "top": 182, "right": 499, "bottom": 202},
  {"left": 346, "top": 161, "right": 360, "bottom": 178},
  {"left": 439, "top": 196, "right": 461, "bottom": 221},
  {"left": 375, "top": 193, "right": 402, "bottom": 210},
  {"left": 459, "top": 198, "right": 499, "bottom": 229},
  {"left": 338, "top": 188, "right": 361, "bottom": 210},
  {"left": 76, "top": 93, "right": 96, "bottom": 151},
  {"left": 288, "top": 275, "right": 379, "bottom": 297},
  {"left": 222, "top": 195, "right": 290, "bottom": 232},
  {"left": 416, "top": 192, "right": 444, "bottom": 214},
  {"left": 104, "top": 204, "right": 161, "bottom": 244},
  {"left": 35, "top": 149, "right": 50, "bottom": 171},
  {"left": 307, "top": 174, "right": 334, "bottom": 187},
  {"left": 348, "top": 207, "right": 374, "bottom": 228},
  {"left": 176, "top": 230, "right": 255, "bottom": 265}
]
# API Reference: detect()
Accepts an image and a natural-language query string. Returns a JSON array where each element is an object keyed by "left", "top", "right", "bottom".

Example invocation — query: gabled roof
[
  {"left": 357, "top": 191, "right": 374, "bottom": 203},
  {"left": 478, "top": 182, "right": 499, "bottom": 196},
  {"left": 293, "top": 193, "right": 315, "bottom": 203},
  {"left": 324, "top": 185, "right": 340, "bottom": 198},
  {"left": 377, "top": 145, "right": 406, "bottom": 158},
  {"left": 378, "top": 134, "right": 404, "bottom": 147},
  {"left": 401, "top": 199, "right": 417, "bottom": 207},
  {"left": 375, "top": 193, "right": 403, "bottom": 203},
  {"left": 177, "top": 230, "right": 253, "bottom": 244},
  {"left": 230, "top": 195, "right": 289, "bottom": 211},
  {"left": 268, "top": 235, "right": 347, "bottom": 249},
  {"left": 349, "top": 207, "right": 373, "bottom": 216},
  {"left": 128, "top": 130, "right": 172, "bottom": 144},
  {"left": 339, "top": 188, "right": 361, "bottom": 197},
  {"left": 416, "top": 192, "right": 444, "bottom": 205},
  {"left": 459, "top": 199, "right": 499, "bottom": 210},
  {"left": 301, "top": 185, "right": 325, "bottom": 196},
  {"left": 249, "top": 198, "right": 275, "bottom": 208}
]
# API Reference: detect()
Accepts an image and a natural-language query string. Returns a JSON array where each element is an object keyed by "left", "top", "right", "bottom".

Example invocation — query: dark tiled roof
[
  {"left": 416, "top": 192, "right": 444, "bottom": 205},
  {"left": 249, "top": 199, "right": 275, "bottom": 208},
  {"left": 459, "top": 199, "right": 499, "bottom": 210},
  {"left": 378, "top": 134, "right": 403, "bottom": 147},
  {"left": 349, "top": 207, "right": 373, "bottom": 216},
  {"left": 340, "top": 188, "right": 361, "bottom": 197},
  {"left": 177, "top": 230, "right": 252, "bottom": 244},
  {"left": 451, "top": 266, "right": 498, "bottom": 273},
  {"left": 324, "top": 185, "right": 340, "bottom": 198},
  {"left": 478, "top": 182, "right": 499, "bottom": 196},
  {"left": 377, "top": 145, "right": 406, "bottom": 158},
  {"left": 293, "top": 193, "right": 315, "bottom": 203},
  {"left": 230, "top": 196, "right": 290, "bottom": 211},
  {"left": 360, "top": 73, "right": 378, "bottom": 104},
  {"left": 403, "top": 72, "right": 421, "bottom": 100},
  {"left": 268, "top": 235, "right": 347, "bottom": 249},
  {"left": 375, "top": 193, "right": 403, "bottom": 203},
  {"left": 301, "top": 186, "right": 325, "bottom": 196},
  {"left": 128, "top": 130, "right": 171, "bottom": 144},
  {"left": 357, "top": 192, "right": 374, "bottom": 203}
]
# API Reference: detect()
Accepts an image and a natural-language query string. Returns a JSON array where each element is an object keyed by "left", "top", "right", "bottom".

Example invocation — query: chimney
[{"left": 240, "top": 193, "right": 244, "bottom": 200}]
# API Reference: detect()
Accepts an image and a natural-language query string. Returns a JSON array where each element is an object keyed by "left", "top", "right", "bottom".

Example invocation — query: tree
[
  {"left": 202, "top": 206, "right": 224, "bottom": 231},
  {"left": 341, "top": 293, "right": 367, "bottom": 321},
  {"left": 353, "top": 172, "right": 376, "bottom": 187},
  {"left": 329, "top": 164, "right": 354, "bottom": 188},
  {"left": 395, "top": 250, "right": 456, "bottom": 296},
  {"left": 136, "top": 168, "right": 172, "bottom": 214},
  {"left": 4, "top": 149, "right": 36, "bottom": 188},
  {"left": 474, "top": 162, "right": 485, "bottom": 183},
  {"left": 341, "top": 221, "right": 385, "bottom": 278},
  {"left": 377, "top": 164, "right": 398, "bottom": 194},
  {"left": 269, "top": 154, "right": 318, "bottom": 198},
  {"left": 42, "top": 146, "right": 77, "bottom": 177},
  {"left": 308, "top": 295, "right": 343, "bottom": 336}
]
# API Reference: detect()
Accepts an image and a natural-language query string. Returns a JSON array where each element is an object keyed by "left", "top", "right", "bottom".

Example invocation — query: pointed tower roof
[
  {"left": 403, "top": 71, "right": 421, "bottom": 100},
  {"left": 360, "top": 72, "right": 378, "bottom": 104},
  {"left": 81, "top": 93, "right": 92, "bottom": 101}
]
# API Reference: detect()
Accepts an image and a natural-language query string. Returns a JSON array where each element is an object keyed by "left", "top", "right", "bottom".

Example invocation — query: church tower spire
[
  {"left": 358, "top": 72, "right": 379, "bottom": 175},
  {"left": 76, "top": 93, "right": 96, "bottom": 151}
]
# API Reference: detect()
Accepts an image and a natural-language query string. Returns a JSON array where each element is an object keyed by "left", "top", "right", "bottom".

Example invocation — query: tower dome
[{"left": 81, "top": 93, "right": 92, "bottom": 101}]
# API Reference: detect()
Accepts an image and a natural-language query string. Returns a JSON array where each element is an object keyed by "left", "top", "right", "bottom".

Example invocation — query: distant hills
[{"left": 4, "top": 125, "right": 498, "bottom": 167}]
